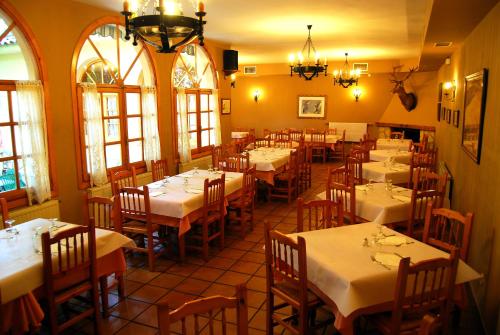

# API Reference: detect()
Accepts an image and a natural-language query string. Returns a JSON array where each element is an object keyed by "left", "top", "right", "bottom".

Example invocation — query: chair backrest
[
  {"left": 390, "top": 248, "right": 459, "bottom": 335},
  {"left": 407, "top": 170, "right": 446, "bottom": 237},
  {"left": 326, "top": 128, "right": 337, "bottom": 135},
  {"left": 289, "top": 130, "right": 303, "bottom": 142},
  {"left": 151, "top": 159, "right": 169, "bottom": 182},
  {"left": 203, "top": 175, "right": 226, "bottom": 219},
  {"left": 157, "top": 284, "right": 248, "bottom": 335},
  {"left": 235, "top": 152, "right": 250, "bottom": 172},
  {"left": 264, "top": 221, "right": 309, "bottom": 333},
  {"left": 274, "top": 139, "right": 292, "bottom": 149},
  {"left": 346, "top": 156, "right": 363, "bottom": 185},
  {"left": 276, "top": 131, "right": 290, "bottom": 142},
  {"left": 241, "top": 166, "right": 256, "bottom": 203},
  {"left": 255, "top": 137, "right": 270, "bottom": 148},
  {"left": 408, "top": 152, "right": 435, "bottom": 189},
  {"left": 310, "top": 131, "right": 326, "bottom": 145},
  {"left": 110, "top": 168, "right": 138, "bottom": 196},
  {"left": 42, "top": 220, "right": 97, "bottom": 297},
  {"left": 211, "top": 145, "right": 224, "bottom": 168},
  {"left": 350, "top": 147, "right": 370, "bottom": 163},
  {"left": 390, "top": 131, "right": 404, "bottom": 139},
  {"left": 84, "top": 194, "right": 117, "bottom": 231},
  {"left": 423, "top": 203, "right": 473, "bottom": 261},
  {"left": 297, "top": 197, "right": 343, "bottom": 232},
  {"left": 360, "top": 137, "right": 377, "bottom": 151},
  {"left": 416, "top": 169, "right": 448, "bottom": 193},
  {"left": 117, "top": 185, "right": 152, "bottom": 224},
  {"left": 287, "top": 150, "right": 299, "bottom": 179},
  {"left": 327, "top": 166, "right": 348, "bottom": 186},
  {"left": 327, "top": 181, "right": 356, "bottom": 224},
  {"left": 0, "top": 197, "right": 9, "bottom": 230},
  {"left": 220, "top": 155, "right": 240, "bottom": 172}
]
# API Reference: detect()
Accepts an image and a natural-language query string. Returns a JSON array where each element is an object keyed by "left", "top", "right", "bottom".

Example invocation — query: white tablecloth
[
  {"left": 288, "top": 222, "right": 481, "bottom": 319},
  {"left": 248, "top": 147, "right": 292, "bottom": 172},
  {"left": 370, "top": 150, "right": 412, "bottom": 165},
  {"left": 231, "top": 131, "right": 249, "bottom": 139},
  {"left": 316, "top": 183, "right": 412, "bottom": 224},
  {"left": 0, "top": 219, "right": 133, "bottom": 303},
  {"left": 362, "top": 161, "right": 410, "bottom": 184},
  {"left": 304, "top": 134, "right": 341, "bottom": 144},
  {"left": 144, "top": 170, "right": 243, "bottom": 218},
  {"left": 376, "top": 139, "right": 412, "bottom": 151}
]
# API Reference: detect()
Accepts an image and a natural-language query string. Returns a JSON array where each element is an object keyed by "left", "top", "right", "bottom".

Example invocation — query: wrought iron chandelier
[
  {"left": 288, "top": 25, "right": 328, "bottom": 81},
  {"left": 121, "top": 0, "right": 206, "bottom": 53},
  {"left": 333, "top": 52, "right": 360, "bottom": 88}
]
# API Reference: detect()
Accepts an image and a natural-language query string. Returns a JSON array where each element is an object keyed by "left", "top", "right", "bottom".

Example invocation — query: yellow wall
[
  {"left": 435, "top": 2, "right": 500, "bottom": 332},
  {"left": 5, "top": 0, "right": 232, "bottom": 224}
]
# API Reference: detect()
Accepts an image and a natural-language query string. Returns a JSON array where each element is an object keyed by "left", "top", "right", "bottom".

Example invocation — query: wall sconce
[
  {"left": 230, "top": 74, "right": 236, "bottom": 88},
  {"left": 353, "top": 87, "right": 362, "bottom": 102},
  {"left": 443, "top": 80, "right": 456, "bottom": 101},
  {"left": 253, "top": 89, "right": 261, "bottom": 102}
]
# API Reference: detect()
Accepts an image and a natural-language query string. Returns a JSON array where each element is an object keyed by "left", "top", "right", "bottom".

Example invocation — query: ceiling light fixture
[
  {"left": 333, "top": 52, "right": 360, "bottom": 88},
  {"left": 288, "top": 25, "right": 327, "bottom": 81},
  {"left": 121, "top": 0, "right": 206, "bottom": 53}
]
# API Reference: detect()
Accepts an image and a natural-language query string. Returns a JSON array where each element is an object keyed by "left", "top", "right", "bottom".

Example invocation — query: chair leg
[
  {"left": 92, "top": 284, "right": 102, "bottom": 334},
  {"left": 219, "top": 218, "right": 225, "bottom": 250},
  {"left": 202, "top": 222, "right": 209, "bottom": 261},
  {"left": 99, "top": 276, "right": 110, "bottom": 317},
  {"left": 147, "top": 232, "right": 155, "bottom": 272},
  {"left": 266, "top": 292, "right": 274, "bottom": 334},
  {"left": 117, "top": 273, "right": 125, "bottom": 298},
  {"left": 178, "top": 233, "right": 186, "bottom": 262}
]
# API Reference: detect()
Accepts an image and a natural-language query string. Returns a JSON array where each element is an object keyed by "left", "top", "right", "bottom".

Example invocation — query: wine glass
[
  {"left": 193, "top": 166, "right": 199, "bottom": 175},
  {"left": 385, "top": 178, "right": 393, "bottom": 192},
  {"left": 4, "top": 219, "right": 19, "bottom": 236}
]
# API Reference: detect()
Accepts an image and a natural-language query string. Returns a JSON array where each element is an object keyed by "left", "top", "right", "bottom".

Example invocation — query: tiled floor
[{"left": 52, "top": 162, "right": 484, "bottom": 335}]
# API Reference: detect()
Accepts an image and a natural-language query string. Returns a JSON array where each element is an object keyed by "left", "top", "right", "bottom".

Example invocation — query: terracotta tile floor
[{"left": 49, "top": 162, "right": 483, "bottom": 334}]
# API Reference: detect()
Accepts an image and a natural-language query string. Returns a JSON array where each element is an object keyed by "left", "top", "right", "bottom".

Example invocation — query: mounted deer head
[{"left": 390, "top": 65, "right": 418, "bottom": 112}]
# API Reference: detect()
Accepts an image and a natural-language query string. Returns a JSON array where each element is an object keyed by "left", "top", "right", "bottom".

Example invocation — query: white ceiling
[{"left": 74, "top": 0, "right": 433, "bottom": 64}]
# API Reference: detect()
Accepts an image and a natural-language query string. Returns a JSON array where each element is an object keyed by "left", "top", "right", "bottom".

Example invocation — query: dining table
[
  {"left": 0, "top": 218, "right": 132, "bottom": 334},
  {"left": 316, "top": 183, "right": 413, "bottom": 224},
  {"left": 369, "top": 149, "right": 412, "bottom": 165},
  {"left": 362, "top": 161, "right": 411, "bottom": 185},
  {"left": 287, "top": 222, "right": 482, "bottom": 335},
  {"left": 376, "top": 138, "right": 413, "bottom": 151},
  {"left": 247, "top": 147, "right": 293, "bottom": 185},
  {"left": 139, "top": 169, "right": 244, "bottom": 260}
]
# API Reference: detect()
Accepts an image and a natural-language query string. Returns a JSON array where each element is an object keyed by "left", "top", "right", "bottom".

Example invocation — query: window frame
[
  {"left": 171, "top": 43, "right": 218, "bottom": 160},
  {"left": 0, "top": 2, "right": 56, "bottom": 206},
  {"left": 71, "top": 18, "right": 158, "bottom": 189}
]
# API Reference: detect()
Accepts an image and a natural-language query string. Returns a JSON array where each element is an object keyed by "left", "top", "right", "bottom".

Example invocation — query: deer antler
[
  {"left": 390, "top": 65, "right": 404, "bottom": 83},
  {"left": 403, "top": 66, "right": 418, "bottom": 81}
]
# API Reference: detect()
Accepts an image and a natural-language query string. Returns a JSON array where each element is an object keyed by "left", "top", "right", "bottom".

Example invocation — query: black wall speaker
[{"left": 223, "top": 50, "right": 238, "bottom": 75}]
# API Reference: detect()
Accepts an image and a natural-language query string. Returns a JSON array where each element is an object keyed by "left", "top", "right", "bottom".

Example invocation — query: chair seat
[
  {"left": 122, "top": 220, "right": 159, "bottom": 234},
  {"left": 273, "top": 280, "right": 322, "bottom": 308},
  {"left": 369, "top": 311, "right": 433, "bottom": 335},
  {"left": 192, "top": 212, "right": 222, "bottom": 226}
]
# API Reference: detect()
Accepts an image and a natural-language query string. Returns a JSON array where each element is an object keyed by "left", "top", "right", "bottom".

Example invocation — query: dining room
[{"left": 0, "top": 0, "right": 499, "bottom": 334}]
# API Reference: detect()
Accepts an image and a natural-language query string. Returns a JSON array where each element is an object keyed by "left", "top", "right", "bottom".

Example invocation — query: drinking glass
[
  {"left": 193, "top": 167, "right": 199, "bottom": 175},
  {"left": 385, "top": 178, "right": 393, "bottom": 192},
  {"left": 32, "top": 226, "right": 43, "bottom": 254},
  {"left": 4, "top": 219, "right": 19, "bottom": 236}
]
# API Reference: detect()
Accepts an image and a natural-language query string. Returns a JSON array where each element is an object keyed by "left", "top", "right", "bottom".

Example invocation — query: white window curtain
[
  {"left": 212, "top": 89, "right": 222, "bottom": 146},
  {"left": 141, "top": 86, "right": 161, "bottom": 170},
  {"left": 177, "top": 89, "right": 191, "bottom": 163},
  {"left": 80, "top": 83, "right": 107, "bottom": 186},
  {"left": 15, "top": 80, "right": 51, "bottom": 204}
]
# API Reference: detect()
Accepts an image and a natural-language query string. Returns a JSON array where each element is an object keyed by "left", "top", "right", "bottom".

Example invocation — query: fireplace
[{"left": 391, "top": 127, "right": 420, "bottom": 143}]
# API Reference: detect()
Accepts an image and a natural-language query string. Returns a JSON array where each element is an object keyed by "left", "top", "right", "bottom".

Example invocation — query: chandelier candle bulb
[
  {"left": 123, "top": 0, "right": 130, "bottom": 12},
  {"left": 197, "top": 1, "right": 205, "bottom": 12}
]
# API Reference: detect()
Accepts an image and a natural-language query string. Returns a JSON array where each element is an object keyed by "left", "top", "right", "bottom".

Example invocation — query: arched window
[
  {"left": 0, "top": 5, "right": 52, "bottom": 205},
  {"left": 73, "top": 21, "right": 160, "bottom": 187},
  {"left": 173, "top": 43, "right": 220, "bottom": 160}
]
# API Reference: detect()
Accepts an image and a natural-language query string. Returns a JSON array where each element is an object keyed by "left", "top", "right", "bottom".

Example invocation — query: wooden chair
[
  {"left": 367, "top": 248, "right": 459, "bottom": 335},
  {"left": 255, "top": 137, "right": 270, "bottom": 148},
  {"left": 297, "top": 197, "right": 343, "bottom": 232},
  {"left": 83, "top": 194, "right": 124, "bottom": 316},
  {"left": 0, "top": 289, "right": 3, "bottom": 335},
  {"left": 269, "top": 151, "right": 298, "bottom": 203},
  {"left": 274, "top": 139, "right": 293, "bottom": 148},
  {"left": 110, "top": 167, "right": 138, "bottom": 196},
  {"left": 157, "top": 283, "right": 248, "bottom": 335},
  {"left": 390, "top": 131, "right": 404, "bottom": 139},
  {"left": 151, "top": 159, "right": 169, "bottom": 182},
  {"left": 326, "top": 128, "right": 337, "bottom": 135},
  {"left": 116, "top": 185, "right": 166, "bottom": 271},
  {"left": 346, "top": 156, "right": 363, "bottom": 185},
  {"left": 327, "top": 166, "right": 348, "bottom": 185},
  {"left": 228, "top": 166, "right": 256, "bottom": 237},
  {"left": 219, "top": 155, "right": 240, "bottom": 172},
  {"left": 289, "top": 129, "right": 304, "bottom": 142},
  {"left": 298, "top": 145, "right": 312, "bottom": 192},
  {"left": 310, "top": 131, "right": 326, "bottom": 163},
  {"left": 406, "top": 169, "right": 446, "bottom": 238},
  {"left": 327, "top": 180, "right": 361, "bottom": 224},
  {"left": 419, "top": 314, "right": 439, "bottom": 335},
  {"left": 408, "top": 152, "right": 434, "bottom": 189},
  {"left": 350, "top": 147, "right": 370, "bottom": 163},
  {"left": 412, "top": 134, "right": 429, "bottom": 154},
  {"left": 41, "top": 222, "right": 100, "bottom": 334},
  {"left": 360, "top": 137, "right": 377, "bottom": 151},
  {"left": 329, "top": 129, "right": 346, "bottom": 161},
  {"left": 0, "top": 197, "right": 9, "bottom": 230},
  {"left": 189, "top": 175, "right": 226, "bottom": 260},
  {"left": 211, "top": 145, "right": 224, "bottom": 168},
  {"left": 264, "top": 221, "right": 330, "bottom": 335},
  {"left": 415, "top": 169, "right": 448, "bottom": 193}
]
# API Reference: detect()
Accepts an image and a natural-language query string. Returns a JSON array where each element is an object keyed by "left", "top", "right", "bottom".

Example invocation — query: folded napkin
[
  {"left": 378, "top": 236, "right": 408, "bottom": 246},
  {"left": 374, "top": 252, "right": 402, "bottom": 267},
  {"left": 392, "top": 195, "right": 411, "bottom": 202}
]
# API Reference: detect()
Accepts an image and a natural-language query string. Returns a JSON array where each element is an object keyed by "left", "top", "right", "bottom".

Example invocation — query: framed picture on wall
[
  {"left": 221, "top": 98, "right": 231, "bottom": 115},
  {"left": 437, "top": 103, "right": 441, "bottom": 121},
  {"left": 297, "top": 95, "right": 326, "bottom": 119},
  {"left": 462, "top": 68, "right": 489, "bottom": 164},
  {"left": 453, "top": 110, "right": 460, "bottom": 128},
  {"left": 441, "top": 106, "right": 446, "bottom": 121},
  {"left": 446, "top": 108, "right": 452, "bottom": 123}
]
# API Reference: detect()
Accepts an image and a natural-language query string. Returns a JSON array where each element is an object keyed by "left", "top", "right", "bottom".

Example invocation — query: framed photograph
[
  {"left": 441, "top": 106, "right": 446, "bottom": 121},
  {"left": 446, "top": 108, "right": 452, "bottom": 123},
  {"left": 453, "top": 110, "right": 460, "bottom": 128},
  {"left": 221, "top": 98, "right": 231, "bottom": 115},
  {"left": 437, "top": 103, "right": 441, "bottom": 121},
  {"left": 297, "top": 96, "right": 326, "bottom": 119},
  {"left": 462, "top": 69, "right": 489, "bottom": 164},
  {"left": 243, "top": 66, "right": 257, "bottom": 75}
]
